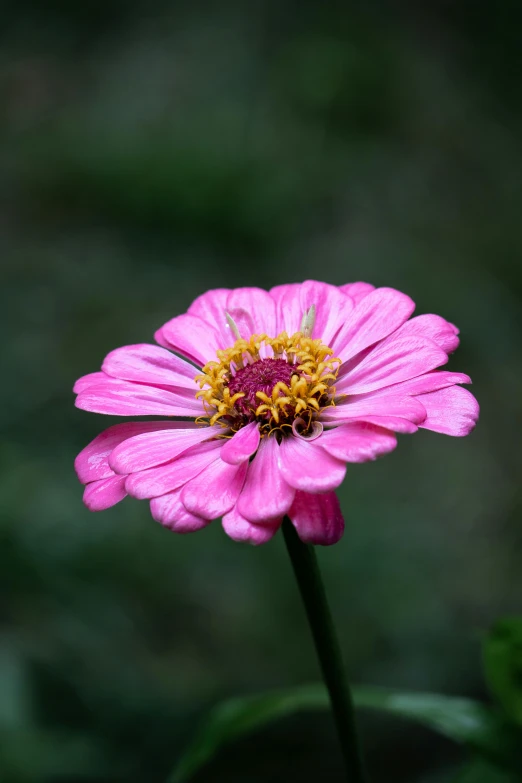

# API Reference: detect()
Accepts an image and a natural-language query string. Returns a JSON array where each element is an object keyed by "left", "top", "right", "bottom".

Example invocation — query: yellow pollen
[{"left": 195, "top": 331, "right": 341, "bottom": 436}]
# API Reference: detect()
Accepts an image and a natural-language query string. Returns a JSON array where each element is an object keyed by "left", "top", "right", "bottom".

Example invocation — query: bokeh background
[{"left": 2, "top": 1, "right": 522, "bottom": 781}]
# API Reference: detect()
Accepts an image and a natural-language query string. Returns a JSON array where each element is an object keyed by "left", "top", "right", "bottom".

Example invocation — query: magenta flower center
[
  {"left": 228, "top": 358, "right": 295, "bottom": 418},
  {"left": 196, "top": 331, "right": 341, "bottom": 433}
]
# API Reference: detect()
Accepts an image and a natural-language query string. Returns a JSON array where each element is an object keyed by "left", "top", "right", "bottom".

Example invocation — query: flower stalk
[{"left": 282, "top": 516, "right": 368, "bottom": 782}]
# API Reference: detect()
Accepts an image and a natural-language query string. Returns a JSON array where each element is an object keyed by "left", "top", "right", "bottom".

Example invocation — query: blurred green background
[{"left": 2, "top": 1, "right": 522, "bottom": 781}]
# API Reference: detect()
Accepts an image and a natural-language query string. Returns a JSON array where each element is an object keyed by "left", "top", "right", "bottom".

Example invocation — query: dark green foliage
[
  {"left": 172, "top": 624, "right": 522, "bottom": 781},
  {"left": 484, "top": 619, "right": 522, "bottom": 727}
]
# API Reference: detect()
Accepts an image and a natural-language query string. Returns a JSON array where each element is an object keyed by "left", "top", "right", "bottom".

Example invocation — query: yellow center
[{"left": 195, "top": 331, "right": 341, "bottom": 436}]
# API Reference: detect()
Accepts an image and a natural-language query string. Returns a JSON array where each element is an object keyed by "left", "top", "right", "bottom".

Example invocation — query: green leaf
[
  {"left": 169, "top": 685, "right": 509, "bottom": 782},
  {"left": 483, "top": 617, "right": 522, "bottom": 726}
]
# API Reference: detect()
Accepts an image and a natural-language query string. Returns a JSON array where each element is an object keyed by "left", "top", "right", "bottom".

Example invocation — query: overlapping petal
[
  {"left": 222, "top": 506, "right": 281, "bottom": 545},
  {"left": 75, "top": 376, "right": 203, "bottom": 417},
  {"left": 150, "top": 487, "right": 210, "bottom": 532},
  {"left": 288, "top": 491, "right": 345, "bottom": 546},
  {"left": 332, "top": 287, "right": 416, "bottom": 362},
  {"left": 418, "top": 385, "right": 479, "bottom": 436},
  {"left": 75, "top": 421, "right": 183, "bottom": 484},
  {"left": 270, "top": 280, "right": 353, "bottom": 344},
  {"left": 364, "top": 370, "right": 471, "bottom": 398},
  {"left": 102, "top": 344, "right": 199, "bottom": 390},
  {"left": 125, "top": 441, "right": 222, "bottom": 499},
  {"left": 220, "top": 422, "right": 260, "bottom": 465},
  {"left": 320, "top": 396, "right": 427, "bottom": 431},
  {"left": 268, "top": 282, "right": 300, "bottom": 335},
  {"left": 155, "top": 313, "right": 221, "bottom": 366},
  {"left": 317, "top": 424, "right": 397, "bottom": 462},
  {"left": 278, "top": 435, "right": 346, "bottom": 493},
  {"left": 393, "top": 314, "right": 460, "bottom": 354},
  {"left": 181, "top": 457, "right": 248, "bottom": 520},
  {"left": 73, "top": 371, "right": 109, "bottom": 394},
  {"left": 226, "top": 287, "right": 277, "bottom": 338},
  {"left": 336, "top": 334, "right": 448, "bottom": 395},
  {"left": 83, "top": 475, "right": 128, "bottom": 511},
  {"left": 338, "top": 281, "right": 375, "bottom": 305},
  {"left": 237, "top": 436, "right": 295, "bottom": 523},
  {"left": 187, "top": 288, "right": 232, "bottom": 348},
  {"left": 109, "top": 424, "right": 222, "bottom": 474}
]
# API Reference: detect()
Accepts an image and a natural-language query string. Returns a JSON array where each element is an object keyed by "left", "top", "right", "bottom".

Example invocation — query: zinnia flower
[{"left": 74, "top": 282, "right": 479, "bottom": 545}]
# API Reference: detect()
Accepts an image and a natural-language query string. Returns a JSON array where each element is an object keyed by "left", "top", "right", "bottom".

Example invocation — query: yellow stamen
[{"left": 195, "top": 331, "right": 341, "bottom": 436}]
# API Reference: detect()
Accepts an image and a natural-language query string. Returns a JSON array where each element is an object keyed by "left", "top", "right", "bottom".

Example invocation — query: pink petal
[
  {"left": 317, "top": 423, "right": 397, "bottom": 462},
  {"left": 220, "top": 422, "right": 260, "bottom": 465},
  {"left": 155, "top": 313, "right": 220, "bottom": 366},
  {"left": 336, "top": 335, "right": 448, "bottom": 395},
  {"left": 83, "top": 475, "right": 127, "bottom": 511},
  {"left": 181, "top": 458, "right": 248, "bottom": 520},
  {"left": 102, "top": 344, "right": 199, "bottom": 390},
  {"left": 418, "top": 386, "right": 479, "bottom": 436},
  {"left": 340, "top": 416, "right": 419, "bottom": 434},
  {"left": 338, "top": 282, "right": 375, "bottom": 305},
  {"left": 226, "top": 287, "right": 277, "bottom": 338},
  {"left": 187, "top": 288, "right": 232, "bottom": 348},
  {"left": 150, "top": 487, "right": 210, "bottom": 532},
  {"left": 288, "top": 491, "right": 345, "bottom": 546},
  {"left": 73, "top": 371, "right": 108, "bottom": 394},
  {"left": 332, "top": 287, "right": 416, "bottom": 362},
  {"left": 223, "top": 308, "right": 257, "bottom": 341},
  {"left": 269, "top": 283, "right": 300, "bottom": 334},
  {"left": 109, "top": 424, "right": 221, "bottom": 474},
  {"left": 394, "top": 314, "right": 460, "bottom": 354},
  {"left": 278, "top": 435, "right": 346, "bottom": 493},
  {"left": 75, "top": 377, "right": 203, "bottom": 417},
  {"left": 236, "top": 436, "right": 296, "bottom": 523},
  {"left": 365, "top": 370, "right": 471, "bottom": 398},
  {"left": 320, "top": 395, "right": 427, "bottom": 427},
  {"left": 269, "top": 280, "right": 353, "bottom": 344},
  {"left": 75, "top": 421, "right": 183, "bottom": 484},
  {"left": 300, "top": 280, "right": 353, "bottom": 345},
  {"left": 222, "top": 505, "right": 280, "bottom": 545},
  {"left": 125, "top": 441, "right": 222, "bottom": 499}
]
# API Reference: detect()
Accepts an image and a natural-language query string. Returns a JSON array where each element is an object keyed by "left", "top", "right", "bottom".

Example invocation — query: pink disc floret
[{"left": 228, "top": 357, "right": 296, "bottom": 419}]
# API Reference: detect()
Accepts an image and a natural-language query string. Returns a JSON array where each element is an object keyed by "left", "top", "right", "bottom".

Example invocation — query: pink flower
[{"left": 74, "top": 282, "right": 478, "bottom": 546}]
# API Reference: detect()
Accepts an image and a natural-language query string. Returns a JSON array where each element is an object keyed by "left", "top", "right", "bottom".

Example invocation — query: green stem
[{"left": 282, "top": 516, "right": 369, "bottom": 782}]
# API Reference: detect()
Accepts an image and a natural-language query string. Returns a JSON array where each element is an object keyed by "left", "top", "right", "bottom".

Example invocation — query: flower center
[
  {"left": 195, "top": 331, "right": 341, "bottom": 436},
  {"left": 228, "top": 358, "right": 295, "bottom": 417}
]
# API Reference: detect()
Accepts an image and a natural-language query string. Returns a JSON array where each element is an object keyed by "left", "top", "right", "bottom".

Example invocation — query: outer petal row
[
  {"left": 222, "top": 506, "right": 279, "bottom": 545},
  {"left": 156, "top": 287, "right": 278, "bottom": 363},
  {"left": 150, "top": 487, "right": 209, "bottom": 533},
  {"left": 125, "top": 441, "right": 222, "bottom": 499},
  {"left": 83, "top": 475, "right": 128, "bottom": 511},
  {"left": 336, "top": 333, "right": 448, "bottom": 395},
  {"left": 77, "top": 416, "right": 409, "bottom": 542},
  {"left": 155, "top": 281, "right": 387, "bottom": 363},
  {"left": 102, "top": 343, "right": 199, "bottom": 390},
  {"left": 270, "top": 280, "right": 353, "bottom": 345},
  {"left": 75, "top": 422, "right": 221, "bottom": 517},
  {"left": 278, "top": 435, "right": 347, "bottom": 493},
  {"left": 75, "top": 376, "right": 203, "bottom": 417},
  {"left": 332, "top": 287, "right": 416, "bottom": 363},
  {"left": 74, "top": 421, "right": 184, "bottom": 484},
  {"left": 222, "top": 490, "right": 346, "bottom": 547},
  {"left": 109, "top": 424, "right": 222, "bottom": 474},
  {"left": 418, "top": 385, "right": 479, "bottom": 436},
  {"left": 236, "top": 436, "right": 295, "bottom": 522},
  {"left": 287, "top": 491, "right": 344, "bottom": 546}
]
